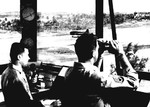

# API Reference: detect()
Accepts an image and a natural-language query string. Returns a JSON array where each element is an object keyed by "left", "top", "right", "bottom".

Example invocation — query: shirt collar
[
  {"left": 74, "top": 62, "right": 93, "bottom": 67},
  {"left": 12, "top": 64, "right": 24, "bottom": 74},
  {"left": 74, "top": 62, "right": 98, "bottom": 71}
]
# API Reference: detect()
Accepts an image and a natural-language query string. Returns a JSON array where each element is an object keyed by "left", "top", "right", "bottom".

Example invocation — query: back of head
[
  {"left": 10, "top": 42, "right": 26, "bottom": 64},
  {"left": 74, "top": 33, "right": 97, "bottom": 62}
]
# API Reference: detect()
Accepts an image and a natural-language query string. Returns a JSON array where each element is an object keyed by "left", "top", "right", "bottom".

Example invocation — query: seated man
[
  {"left": 62, "top": 33, "right": 139, "bottom": 107},
  {"left": 1, "top": 42, "right": 61, "bottom": 107},
  {"left": 1, "top": 42, "right": 44, "bottom": 107}
]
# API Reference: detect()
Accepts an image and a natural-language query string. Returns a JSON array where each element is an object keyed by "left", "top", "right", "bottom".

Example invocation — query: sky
[
  {"left": 0, "top": 0, "right": 150, "bottom": 14},
  {"left": 105, "top": 0, "right": 150, "bottom": 13},
  {"left": 0, "top": 0, "right": 20, "bottom": 13}
]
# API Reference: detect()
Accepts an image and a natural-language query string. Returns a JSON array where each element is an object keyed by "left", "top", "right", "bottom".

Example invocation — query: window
[
  {"left": 0, "top": 0, "right": 150, "bottom": 74},
  {"left": 37, "top": 0, "right": 95, "bottom": 66},
  {"left": 0, "top": 0, "right": 21, "bottom": 64},
  {"left": 103, "top": 0, "right": 150, "bottom": 92},
  {"left": 103, "top": 0, "right": 150, "bottom": 73}
]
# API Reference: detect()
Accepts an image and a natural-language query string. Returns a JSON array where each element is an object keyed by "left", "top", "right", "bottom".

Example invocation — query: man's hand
[
  {"left": 108, "top": 40, "right": 124, "bottom": 55},
  {"left": 97, "top": 39, "right": 110, "bottom": 55}
]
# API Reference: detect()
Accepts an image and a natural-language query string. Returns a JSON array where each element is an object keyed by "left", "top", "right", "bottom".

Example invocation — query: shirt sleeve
[
  {"left": 99, "top": 73, "right": 139, "bottom": 89},
  {"left": 101, "top": 53, "right": 139, "bottom": 89},
  {"left": 91, "top": 66, "right": 139, "bottom": 89}
]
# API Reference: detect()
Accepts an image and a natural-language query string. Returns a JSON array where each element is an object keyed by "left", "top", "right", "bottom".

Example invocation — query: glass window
[
  {"left": 0, "top": 0, "right": 21, "bottom": 64},
  {"left": 103, "top": 0, "right": 150, "bottom": 73},
  {"left": 37, "top": 0, "right": 95, "bottom": 66},
  {"left": 104, "top": 0, "right": 150, "bottom": 92}
]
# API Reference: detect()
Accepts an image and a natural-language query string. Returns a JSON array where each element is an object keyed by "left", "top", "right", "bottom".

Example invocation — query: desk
[
  {"left": 0, "top": 63, "right": 150, "bottom": 107},
  {"left": 0, "top": 80, "right": 150, "bottom": 107},
  {"left": 137, "top": 79, "right": 150, "bottom": 93}
]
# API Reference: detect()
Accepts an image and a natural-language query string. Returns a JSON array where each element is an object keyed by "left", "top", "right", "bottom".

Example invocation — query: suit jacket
[{"left": 1, "top": 64, "right": 43, "bottom": 107}]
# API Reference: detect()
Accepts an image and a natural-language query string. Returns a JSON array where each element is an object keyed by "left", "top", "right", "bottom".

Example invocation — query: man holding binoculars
[{"left": 62, "top": 33, "right": 139, "bottom": 107}]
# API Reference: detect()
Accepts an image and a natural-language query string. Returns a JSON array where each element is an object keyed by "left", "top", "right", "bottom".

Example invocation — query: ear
[
  {"left": 17, "top": 54, "right": 22, "bottom": 60},
  {"left": 92, "top": 49, "right": 96, "bottom": 57}
]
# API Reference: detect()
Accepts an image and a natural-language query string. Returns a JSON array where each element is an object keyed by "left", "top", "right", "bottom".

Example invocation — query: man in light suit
[{"left": 1, "top": 42, "right": 44, "bottom": 107}]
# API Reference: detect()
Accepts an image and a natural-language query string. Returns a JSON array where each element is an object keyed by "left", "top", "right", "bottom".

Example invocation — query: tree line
[{"left": 0, "top": 12, "right": 150, "bottom": 32}]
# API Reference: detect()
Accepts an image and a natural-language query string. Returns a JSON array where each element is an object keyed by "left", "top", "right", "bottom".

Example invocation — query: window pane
[
  {"left": 0, "top": 0, "right": 21, "bottom": 64},
  {"left": 104, "top": 0, "right": 150, "bottom": 93},
  {"left": 37, "top": 0, "right": 95, "bottom": 66},
  {"left": 103, "top": 0, "right": 150, "bottom": 72}
]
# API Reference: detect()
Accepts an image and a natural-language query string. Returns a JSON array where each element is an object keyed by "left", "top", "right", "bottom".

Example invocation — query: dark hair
[
  {"left": 74, "top": 34, "right": 97, "bottom": 62},
  {"left": 10, "top": 42, "right": 27, "bottom": 64}
]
